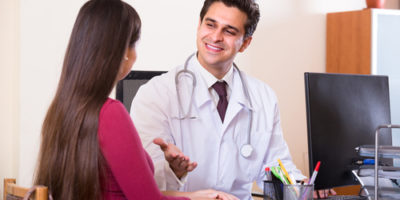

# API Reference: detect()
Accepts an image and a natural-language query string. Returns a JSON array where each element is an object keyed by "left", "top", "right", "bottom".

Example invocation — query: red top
[{"left": 98, "top": 98, "right": 188, "bottom": 200}]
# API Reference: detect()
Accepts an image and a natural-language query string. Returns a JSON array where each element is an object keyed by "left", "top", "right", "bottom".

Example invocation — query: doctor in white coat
[{"left": 131, "top": 0, "right": 306, "bottom": 199}]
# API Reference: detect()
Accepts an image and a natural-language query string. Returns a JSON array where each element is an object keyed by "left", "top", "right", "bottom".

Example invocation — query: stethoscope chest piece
[{"left": 240, "top": 144, "right": 253, "bottom": 158}]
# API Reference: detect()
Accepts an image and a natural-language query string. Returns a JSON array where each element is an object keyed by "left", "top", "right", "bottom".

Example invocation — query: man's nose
[{"left": 210, "top": 29, "right": 223, "bottom": 42}]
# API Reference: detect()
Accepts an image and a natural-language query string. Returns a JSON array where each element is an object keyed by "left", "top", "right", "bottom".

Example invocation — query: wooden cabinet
[{"left": 326, "top": 9, "right": 400, "bottom": 148}]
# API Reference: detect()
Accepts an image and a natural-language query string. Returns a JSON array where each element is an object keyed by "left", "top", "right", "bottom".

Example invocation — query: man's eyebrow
[{"left": 204, "top": 17, "right": 216, "bottom": 23}]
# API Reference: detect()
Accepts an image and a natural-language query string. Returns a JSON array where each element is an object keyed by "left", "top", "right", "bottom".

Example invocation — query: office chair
[
  {"left": 3, "top": 178, "right": 50, "bottom": 200},
  {"left": 116, "top": 70, "right": 166, "bottom": 113}
]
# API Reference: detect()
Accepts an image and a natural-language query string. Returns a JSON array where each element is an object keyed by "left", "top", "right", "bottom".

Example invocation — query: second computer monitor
[{"left": 304, "top": 73, "right": 392, "bottom": 189}]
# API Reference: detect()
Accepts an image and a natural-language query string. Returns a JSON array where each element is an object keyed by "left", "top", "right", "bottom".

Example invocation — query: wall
[
  {"left": 0, "top": 0, "right": 397, "bottom": 191},
  {"left": 0, "top": 0, "right": 19, "bottom": 197},
  {"left": 18, "top": 0, "right": 83, "bottom": 188}
]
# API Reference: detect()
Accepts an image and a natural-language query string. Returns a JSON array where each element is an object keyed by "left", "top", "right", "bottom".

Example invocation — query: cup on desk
[
  {"left": 283, "top": 184, "right": 314, "bottom": 200},
  {"left": 263, "top": 180, "right": 283, "bottom": 200}
]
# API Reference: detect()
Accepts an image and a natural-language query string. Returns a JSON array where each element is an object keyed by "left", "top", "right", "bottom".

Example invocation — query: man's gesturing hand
[{"left": 153, "top": 137, "right": 198, "bottom": 178}]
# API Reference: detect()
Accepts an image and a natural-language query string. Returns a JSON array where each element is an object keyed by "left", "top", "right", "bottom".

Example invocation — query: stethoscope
[{"left": 175, "top": 53, "right": 254, "bottom": 158}]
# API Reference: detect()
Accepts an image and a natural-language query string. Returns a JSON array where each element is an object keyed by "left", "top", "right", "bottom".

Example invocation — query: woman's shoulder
[
  {"left": 100, "top": 98, "right": 130, "bottom": 121},
  {"left": 102, "top": 98, "right": 125, "bottom": 111}
]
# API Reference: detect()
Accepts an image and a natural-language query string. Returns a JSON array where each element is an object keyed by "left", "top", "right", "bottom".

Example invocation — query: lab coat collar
[
  {"left": 190, "top": 56, "right": 252, "bottom": 111},
  {"left": 196, "top": 60, "right": 234, "bottom": 96},
  {"left": 189, "top": 56, "right": 253, "bottom": 127},
  {"left": 184, "top": 55, "right": 253, "bottom": 130}
]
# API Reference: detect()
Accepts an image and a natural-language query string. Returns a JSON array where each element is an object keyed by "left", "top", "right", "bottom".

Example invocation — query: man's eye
[
  {"left": 206, "top": 23, "right": 214, "bottom": 27},
  {"left": 225, "top": 30, "right": 235, "bottom": 35}
]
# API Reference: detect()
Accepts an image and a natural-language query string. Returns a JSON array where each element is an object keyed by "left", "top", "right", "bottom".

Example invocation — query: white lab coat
[{"left": 131, "top": 56, "right": 306, "bottom": 200}]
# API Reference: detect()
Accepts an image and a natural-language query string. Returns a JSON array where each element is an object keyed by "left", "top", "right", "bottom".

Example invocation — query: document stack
[{"left": 354, "top": 125, "right": 400, "bottom": 199}]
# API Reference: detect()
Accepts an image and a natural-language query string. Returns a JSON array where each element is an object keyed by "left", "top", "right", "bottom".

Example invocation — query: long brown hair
[{"left": 34, "top": 0, "right": 141, "bottom": 199}]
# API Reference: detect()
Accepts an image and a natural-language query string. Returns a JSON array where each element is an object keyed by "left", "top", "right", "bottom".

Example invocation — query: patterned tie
[{"left": 212, "top": 81, "right": 228, "bottom": 122}]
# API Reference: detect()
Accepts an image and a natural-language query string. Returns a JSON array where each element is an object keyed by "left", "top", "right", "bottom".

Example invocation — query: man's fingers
[
  {"left": 179, "top": 160, "right": 189, "bottom": 169},
  {"left": 165, "top": 153, "right": 179, "bottom": 162},
  {"left": 153, "top": 138, "right": 168, "bottom": 151},
  {"left": 313, "top": 191, "right": 319, "bottom": 199},
  {"left": 217, "top": 192, "right": 238, "bottom": 200},
  {"left": 216, "top": 193, "right": 228, "bottom": 200},
  {"left": 318, "top": 190, "right": 328, "bottom": 198},
  {"left": 186, "top": 162, "right": 197, "bottom": 172},
  {"left": 170, "top": 157, "right": 185, "bottom": 168}
]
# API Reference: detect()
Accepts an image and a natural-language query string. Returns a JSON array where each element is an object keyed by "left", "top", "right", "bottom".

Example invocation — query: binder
[
  {"left": 356, "top": 145, "right": 400, "bottom": 158},
  {"left": 356, "top": 165, "right": 400, "bottom": 179}
]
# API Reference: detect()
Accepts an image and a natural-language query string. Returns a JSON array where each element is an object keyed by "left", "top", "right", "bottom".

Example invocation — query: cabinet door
[{"left": 374, "top": 11, "right": 400, "bottom": 150}]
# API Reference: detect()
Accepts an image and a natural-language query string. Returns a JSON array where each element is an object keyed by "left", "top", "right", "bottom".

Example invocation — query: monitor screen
[
  {"left": 304, "top": 73, "right": 392, "bottom": 189},
  {"left": 116, "top": 70, "right": 166, "bottom": 112}
]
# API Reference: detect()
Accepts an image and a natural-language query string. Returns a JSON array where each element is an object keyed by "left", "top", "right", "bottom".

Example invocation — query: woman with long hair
[{"left": 34, "top": 0, "right": 237, "bottom": 199}]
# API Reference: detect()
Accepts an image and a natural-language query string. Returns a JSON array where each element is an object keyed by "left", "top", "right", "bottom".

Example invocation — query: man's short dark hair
[{"left": 200, "top": 0, "right": 260, "bottom": 38}]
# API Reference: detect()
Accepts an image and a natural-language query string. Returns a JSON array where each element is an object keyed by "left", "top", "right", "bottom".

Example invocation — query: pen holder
[
  {"left": 283, "top": 184, "right": 313, "bottom": 200},
  {"left": 263, "top": 180, "right": 283, "bottom": 200}
]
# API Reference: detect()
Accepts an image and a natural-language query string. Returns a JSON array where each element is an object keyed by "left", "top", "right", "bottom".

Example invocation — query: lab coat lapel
[
  {"left": 193, "top": 73, "right": 212, "bottom": 109},
  {"left": 191, "top": 64, "right": 223, "bottom": 134},
  {"left": 172, "top": 55, "right": 212, "bottom": 119},
  {"left": 221, "top": 70, "right": 252, "bottom": 133}
]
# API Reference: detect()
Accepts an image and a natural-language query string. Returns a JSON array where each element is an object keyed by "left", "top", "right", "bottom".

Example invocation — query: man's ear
[{"left": 239, "top": 36, "right": 252, "bottom": 52}]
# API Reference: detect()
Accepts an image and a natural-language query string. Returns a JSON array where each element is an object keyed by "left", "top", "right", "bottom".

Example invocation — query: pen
[
  {"left": 289, "top": 174, "right": 297, "bottom": 185},
  {"left": 355, "top": 159, "right": 374, "bottom": 165},
  {"left": 278, "top": 159, "right": 295, "bottom": 184},
  {"left": 308, "top": 161, "right": 321, "bottom": 185}
]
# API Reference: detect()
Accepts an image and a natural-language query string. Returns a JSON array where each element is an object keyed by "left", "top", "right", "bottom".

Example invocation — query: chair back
[{"left": 4, "top": 178, "right": 49, "bottom": 200}]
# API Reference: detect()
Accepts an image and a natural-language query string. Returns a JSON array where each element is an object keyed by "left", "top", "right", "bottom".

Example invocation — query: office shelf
[{"left": 357, "top": 124, "right": 400, "bottom": 199}]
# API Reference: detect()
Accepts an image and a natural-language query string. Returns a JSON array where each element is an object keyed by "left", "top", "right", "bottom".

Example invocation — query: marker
[
  {"left": 308, "top": 161, "right": 321, "bottom": 184},
  {"left": 265, "top": 167, "right": 272, "bottom": 180},
  {"left": 271, "top": 166, "right": 287, "bottom": 184},
  {"left": 278, "top": 167, "right": 289, "bottom": 185},
  {"left": 300, "top": 161, "right": 321, "bottom": 200},
  {"left": 278, "top": 159, "right": 295, "bottom": 184}
]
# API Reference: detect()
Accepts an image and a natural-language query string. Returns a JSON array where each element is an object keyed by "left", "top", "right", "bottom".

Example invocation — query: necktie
[{"left": 212, "top": 81, "right": 228, "bottom": 122}]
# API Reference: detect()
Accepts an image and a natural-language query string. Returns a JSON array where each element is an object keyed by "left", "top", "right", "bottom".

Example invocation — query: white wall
[
  {"left": 0, "top": 0, "right": 397, "bottom": 191},
  {"left": 18, "top": 0, "right": 84, "bottom": 188},
  {"left": 0, "top": 0, "right": 19, "bottom": 197}
]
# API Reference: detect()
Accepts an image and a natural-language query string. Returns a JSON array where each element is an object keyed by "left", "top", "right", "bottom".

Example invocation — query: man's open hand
[{"left": 153, "top": 137, "right": 198, "bottom": 178}]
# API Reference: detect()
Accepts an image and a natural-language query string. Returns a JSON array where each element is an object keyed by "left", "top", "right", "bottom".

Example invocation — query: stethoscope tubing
[{"left": 175, "top": 53, "right": 254, "bottom": 158}]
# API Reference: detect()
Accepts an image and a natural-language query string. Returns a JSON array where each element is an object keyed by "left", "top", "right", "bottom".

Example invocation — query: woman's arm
[
  {"left": 98, "top": 99, "right": 188, "bottom": 200},
  {"left": 162, "top": 190, "right": 239, "bottom": 200}
]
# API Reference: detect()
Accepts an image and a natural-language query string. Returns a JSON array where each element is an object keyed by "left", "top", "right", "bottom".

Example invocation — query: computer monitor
[
  {"left": 116, "top": 70, "right": 166, "bottom": 113},
  {"left": 304, "top": 72, "right": 392, "bottom": 190}
]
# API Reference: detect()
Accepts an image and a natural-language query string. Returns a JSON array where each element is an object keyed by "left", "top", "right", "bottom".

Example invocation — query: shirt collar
[{"left": 194, "top": 57, "right": 234, "bottom": 89}]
